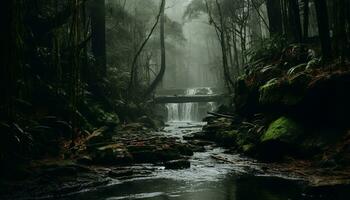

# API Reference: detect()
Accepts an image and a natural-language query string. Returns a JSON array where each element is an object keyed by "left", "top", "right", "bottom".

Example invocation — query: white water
[{"left": 166, "top": 87, "right": 217, "bottom": 122}]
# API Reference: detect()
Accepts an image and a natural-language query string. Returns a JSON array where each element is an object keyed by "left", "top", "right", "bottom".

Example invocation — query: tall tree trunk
[
  {"left": 346, "top": 0, "right": 350, "bottom": 58},
  {"left": 266, "top": 0, "right": 283, "bottom": 36},
  {"left": 91, "top": 0, "right": 106, "bottom": 79},
  {"left": 216, "top": 0, "right": 234, "bottom": 91},
  {"left": 303, "top": 0, "right": 309, "bottom": 40},
  {"left": 143, "top": 0, "right": 166, "bottom": 98},
  {"left": 232, "top": 31, "right": 240, "bottom": 75},
  {"left": 288, "top": 0, "right": 302, "bottom": 43},
  {"left": 0, "top": 0, "right": 20, "bottom": 121},
  {"left": 334, "top": 0, "right": 347, "bottom": 62},
  {"left": 128, "top": 0, "right": 163, "bottom": 94},
  {"left": 314, "top": 0, "right": 332, "bottom": 61}
]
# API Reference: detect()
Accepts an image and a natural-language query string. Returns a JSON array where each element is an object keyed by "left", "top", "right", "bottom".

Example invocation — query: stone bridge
[{"left": 153, "top": 94, "right": 228, "bottom": 104}]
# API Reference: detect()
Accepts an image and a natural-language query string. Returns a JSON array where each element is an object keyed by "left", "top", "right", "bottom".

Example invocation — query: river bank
[{"left": 1, "top": 121, "right": 350, "bottom": 200}]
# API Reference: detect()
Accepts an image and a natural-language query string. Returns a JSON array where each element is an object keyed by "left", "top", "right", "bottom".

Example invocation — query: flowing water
[
  {"left": 165, "top": 88, "right": 216, "bottom": 122},
  {"left": 64, "top": 121, "right": 350, "bottom": 200},
  {"left": 64, "top": 89, "right": 349, "bottom": 200}
]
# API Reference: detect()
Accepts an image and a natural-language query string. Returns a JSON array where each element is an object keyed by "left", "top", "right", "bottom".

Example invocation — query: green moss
[
  {"left": 242, "top": 144, "right": 255, "bottom": 153},
  {"left": 216, "top": 130, "right": 239, "bottom": 146},
  {"left": 261, "top": 117, "right": 303, "bottom": 143},
  {"left": 259, "top": 77, "right": 305, "bottom": 106},
  {"left": 259, "top": 78, "right": 283, "bottom": 104}
]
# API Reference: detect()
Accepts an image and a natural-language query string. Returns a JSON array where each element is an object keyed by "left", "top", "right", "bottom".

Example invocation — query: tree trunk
[
  {"left": 334, "top": 0, "right": 347, "bottom": 62},
  {"left": 91, "top": 0, "right": 106, "bottom": 79},
  {"left": 287, "top": 0, "right": 302, "bottom": 43},
  {"left": 314, "top": 0, "right": 332, "bottom": 61},
  {"left": 0, "top": 0, "right": 17, "bottom": 120},
  {"left": 303, "top": 0, "right": 309, "bottom": 40},
  {"left": 143, "top": 0, "right": 166, "bottom": 98},
  {"left": 216, "top": 0, "right": 234, "bottom": 91},
  {"left": 266, "top": 0, "right": 283, "bottom": 36}
]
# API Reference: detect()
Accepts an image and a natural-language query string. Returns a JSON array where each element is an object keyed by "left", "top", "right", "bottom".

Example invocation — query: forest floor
[{"left": 0, "top": 122, "right": 196, "bottom": 199}]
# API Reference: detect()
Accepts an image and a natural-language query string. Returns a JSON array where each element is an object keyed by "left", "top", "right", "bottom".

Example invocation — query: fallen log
[{"left": 207, "top": 111, "right": 235, "bottom": 119}]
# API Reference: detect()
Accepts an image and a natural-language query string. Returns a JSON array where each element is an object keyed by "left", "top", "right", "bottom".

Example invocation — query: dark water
[{"left": 64, "top": 122, "right": 348, "bottom": 200}]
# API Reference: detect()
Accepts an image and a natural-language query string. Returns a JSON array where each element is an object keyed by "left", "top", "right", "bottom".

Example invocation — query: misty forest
[{"left": 1, "top": 0, "right": 350, "bottom": 199}]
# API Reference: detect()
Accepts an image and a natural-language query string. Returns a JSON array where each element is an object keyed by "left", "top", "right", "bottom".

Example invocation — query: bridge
[
  {"left": 153, "top": 94, "right": 229, "bottom": 104},
  {"left": 156, "top": 87, "right": 225, "bottom": 96}
]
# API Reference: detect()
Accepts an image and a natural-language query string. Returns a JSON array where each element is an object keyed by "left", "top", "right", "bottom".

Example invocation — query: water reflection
[
  {"left": 63, "top": 122, "right": 350, "bottom": 200},
  {"left": 68, "top": 175, "right": 308, "bottom": 200}
]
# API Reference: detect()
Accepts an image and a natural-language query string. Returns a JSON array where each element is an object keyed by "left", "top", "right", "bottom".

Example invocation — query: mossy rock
[
  {"left": 259, "top": 78, "right": 304, "bottom": 106},
  {"left": 261, "top": 117, "right": 303, "bottom": 143},
  {"left": 258, "top": 117, "right": 304, "bottom": 161},
  {"left": 242, "top": 143, "right": 256, "bottom": 155},
  {"left": 259, "top": 78, "right": 284, "bottom": 105},
  {"left": 215, "top": 130, "right": 239, "bottom": 146}
]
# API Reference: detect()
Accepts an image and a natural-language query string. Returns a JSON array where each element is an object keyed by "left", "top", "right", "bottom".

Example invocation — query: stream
[{"left": 63, "top": 121, "right": 338, "bottom": 200}]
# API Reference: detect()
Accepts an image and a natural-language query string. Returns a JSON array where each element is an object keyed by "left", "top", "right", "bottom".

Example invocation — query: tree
[
  {"left": 143, "top": 0, "right": 166, "bottom": 98},
  {"left": 333, "top": 0, "right": 347, "bottom": 62},
  {"left": 128, "top": 0, "right": 164, "bottom": 93},
  {"left": 302, "top": 0, "right": 309, "bottom": 40},
  {"left": 314, "top": 0, "right": 332, "bottom": 61},
  {"left": 287, "top": 0, "right": 302, "bottom": 43},
  {"left": 91, "top": 0, "right": 106, "bottom": 79},
  {"left": 266, "top": 0, "right": 283, "bottom": 36}
]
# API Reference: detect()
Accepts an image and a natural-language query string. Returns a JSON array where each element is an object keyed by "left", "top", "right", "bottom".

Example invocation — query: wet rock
[
  {"left": 91, "top": 144, "right": 133, "bottom": 164},
  {"left": 183, "top": 132, "right": 206, "bottom": 140},
  {"left": 164, "top": 159, "right": 191, "bottom": 169},
  {"left": 176, "top": 144, "right": 194, "bottom": 156},
  {"left": 122, "top": 123, "right": 144, "bottom": 131},
  {"left": 215, "top": 130, "right": 239, "bottom": 147},
  {"left": 242, "top": 144, "right": 256, "bottom": 155},
  {"left": 137, "top": 116, "right": 156, "bottom": 129},
  {"left": 77, "top": 155, "right": 93, "bottom": 165},
  {"left": 108, "top": 169, "right": 133, "bottom": 178},
  {"left": 188, "top": 144, "right": 206, "bottom": 152}
]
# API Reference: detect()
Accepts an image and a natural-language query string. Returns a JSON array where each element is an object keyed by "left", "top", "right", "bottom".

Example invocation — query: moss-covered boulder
[
  {"left": 261, "top": 117, "right": 303, "bottom": 143},
  {"left": 215, "top": 130, "right": 239, "bottom": 147},
  {"left": 258, "top": 117, "right": 304, "bottom": 161},
  {"left": 259, "top": 78, "right": 285, "bottom": 105},
  {"left": 259, "top": 78, "right": 304, "bottom": 106}
]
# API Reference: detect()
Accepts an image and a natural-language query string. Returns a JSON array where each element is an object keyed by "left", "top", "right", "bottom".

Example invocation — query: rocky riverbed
[{"left": 1, "top": 121, "right": 350, "bottom": 200}]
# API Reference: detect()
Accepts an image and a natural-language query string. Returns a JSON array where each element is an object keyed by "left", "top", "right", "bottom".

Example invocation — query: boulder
[
  {"left": 91, "top": 144, "right": 133, "bottom": 164},
  {"left": 164, "top": 159, "right": 191, "bottom": 169},
  {"left": 259, "top": 78, "right": 305, "bottom": 106},
  {"left": 261, "top": 117, "right": 303, "bottom": 143},
  {"left": 137, "top": 116, "right": 156, "bottom": 129},
  {"left": 215, "top": 130, "right": 239, "bottom": 147},
  {"left": 258, "top": 117, "right": 304, "bottom": 161},
  {"left": 108, "top": 169, "right": 133, "bottom": 178},
  {"left": 242, "top": 143, "right": 256, "bottom": 155},
  {"left": 259, "top": 78, "right": 284, "bottom": 105}
]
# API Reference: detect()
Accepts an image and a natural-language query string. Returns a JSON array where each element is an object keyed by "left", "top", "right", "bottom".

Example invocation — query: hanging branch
[
  {"left": 143, "top": 0, "right": 166, "bottom": 98},
  {"left": 250, "top": 0, "right": 269, "bottom": 30},
  {"left": 128, "top": 0, "right": 165, "bottom": 95}
]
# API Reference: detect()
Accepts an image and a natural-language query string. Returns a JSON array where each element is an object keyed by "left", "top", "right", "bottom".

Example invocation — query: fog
[{"left": 161, "top": 0, "right": 224, "bottom": 89}]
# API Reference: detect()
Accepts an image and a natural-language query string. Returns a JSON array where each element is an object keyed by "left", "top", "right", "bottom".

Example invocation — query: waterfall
[{"left": 166, "top": 87, "right": 217, "bottom": 122}]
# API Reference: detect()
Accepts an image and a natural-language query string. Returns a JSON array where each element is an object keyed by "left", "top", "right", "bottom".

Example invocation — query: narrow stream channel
[{"left": 65, "top": 121, "right": 338, "bottom": 200}]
